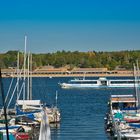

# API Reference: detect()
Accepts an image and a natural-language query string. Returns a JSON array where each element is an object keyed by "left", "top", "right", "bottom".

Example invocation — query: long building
[{"left": 1, "top": 66, "right": 134, "bottom": 77}]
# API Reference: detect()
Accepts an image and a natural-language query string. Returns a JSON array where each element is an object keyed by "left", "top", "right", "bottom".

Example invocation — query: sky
[{"left": 0, "top": 0, "right": 140, "bottom": 53}]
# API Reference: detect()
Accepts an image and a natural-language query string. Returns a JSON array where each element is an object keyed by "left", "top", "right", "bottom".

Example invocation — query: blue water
[{"left": 1, "top": 77, "right": 134, "bottom": 140}]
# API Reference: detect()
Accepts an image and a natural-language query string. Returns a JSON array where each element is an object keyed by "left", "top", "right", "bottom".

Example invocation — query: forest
[{"left": 0, "top": 50, "right": 140, "bottom": 70}]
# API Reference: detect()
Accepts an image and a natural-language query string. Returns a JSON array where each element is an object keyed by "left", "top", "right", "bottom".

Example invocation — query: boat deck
[
  {"left": 111, "top": 97, "right": 136, "bottom": 103},
  {"left": 111, "top": 95, "right": 136, "bottom": 103}
]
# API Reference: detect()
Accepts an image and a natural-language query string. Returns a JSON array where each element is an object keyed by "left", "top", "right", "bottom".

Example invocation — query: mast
[
  {"left": 17, "top": 51, "right": 20, "bottom": 100},
  {"left": 133, "top": 64, "right": 138, "bottom": 107},
  {"left": 0, "top": 69, "right": 9, "bottom": 140},
  {"left": 29, "top": 53, "right": 32, "bottom": 100},
  {"left": 27, "top": 52, "right": 30, "bottom": 100},
  {"left": 136, "top": 60, "right": 140, "bottom": 107},
  {"left": 27, "top": 52, "right": 33, "bottom": 100},
  {"left": 134, "top": 61, "right": 140, "bottom": 108},
  {"left": 23, "top": 36, "right": 27, "bottom": 109}
]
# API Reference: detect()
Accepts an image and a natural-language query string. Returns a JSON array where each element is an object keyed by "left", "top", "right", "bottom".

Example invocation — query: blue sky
[{"left": 0, "top": 0, "right": 140, "bottom": 53}]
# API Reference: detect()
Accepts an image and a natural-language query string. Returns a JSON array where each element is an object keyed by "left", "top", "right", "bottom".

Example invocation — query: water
[{"left": 1, "top": 77, "right": 135, "bottom": 140}]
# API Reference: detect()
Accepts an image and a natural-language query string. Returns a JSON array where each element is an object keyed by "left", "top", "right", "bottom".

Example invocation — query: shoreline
[{"left": 2, "top": 73, "right": 134, "bottom": 78}]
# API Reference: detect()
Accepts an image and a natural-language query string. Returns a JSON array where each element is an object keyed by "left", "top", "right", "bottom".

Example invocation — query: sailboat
[{"left": 15, "top": 36, "right": 60, "bottom": 124}]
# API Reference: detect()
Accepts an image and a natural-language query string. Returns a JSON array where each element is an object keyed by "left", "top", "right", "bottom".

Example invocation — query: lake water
[{"left": 1, "top": 77, "right": 134, "bottom": 140}]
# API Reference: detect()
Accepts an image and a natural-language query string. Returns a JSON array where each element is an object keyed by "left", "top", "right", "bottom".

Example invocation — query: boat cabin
[
  {"left": 98, "top": 77, "right": 108, "bottom": 86},
  {"left": 17, "top": 100, "right": 42, "bottom": 110},
  {"left": 110, "top": 95, "right": 137, "bottom": 112}
]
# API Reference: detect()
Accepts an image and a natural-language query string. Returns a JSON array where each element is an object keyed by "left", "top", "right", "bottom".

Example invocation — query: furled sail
[{"left": 39, "top": 108, "right": 51, "bottom": 140}]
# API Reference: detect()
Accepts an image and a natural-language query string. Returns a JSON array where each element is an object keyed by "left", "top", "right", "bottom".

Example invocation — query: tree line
[{"left": 0, "top": 50, "right": 140, "bottom": 70}]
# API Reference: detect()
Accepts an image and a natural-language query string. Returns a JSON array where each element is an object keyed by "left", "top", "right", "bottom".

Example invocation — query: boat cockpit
[{"left": 99, "top": 77, "right": 108, "bottom": 86}]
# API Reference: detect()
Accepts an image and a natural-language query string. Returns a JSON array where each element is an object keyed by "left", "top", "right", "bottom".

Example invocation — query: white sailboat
[{"left": 15, "top": 36, "right": 61, "bottom": 124}]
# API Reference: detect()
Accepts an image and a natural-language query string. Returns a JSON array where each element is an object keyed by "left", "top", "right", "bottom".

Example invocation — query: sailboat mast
[
  {"left": 0, "top": 69, "right": 9, "bottom": 140},
  {"left": 136, "top": 60, "right": 140, "bottom": 84},
  {"left": 134, "top": 63, "right": 138, "bottom": 107},
  {"left": 136, "top": 60, "right": 140, "bottom": 107},
  {"left": 23, "top": 36, "right": 27, "bottom": 103},
  {"left": 27, "top": 52, "right": 30, "bottom": 100},
  {"left": 29, "top": 53, "right": 32, "bottom": 100},
  {"left": 17, "top": 51, "right": 20, "bottom": 100}
]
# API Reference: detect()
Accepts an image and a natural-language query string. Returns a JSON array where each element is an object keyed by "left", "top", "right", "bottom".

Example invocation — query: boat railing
[{"left": 111, "top": 95, "right": 134, "bottom": 98}]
